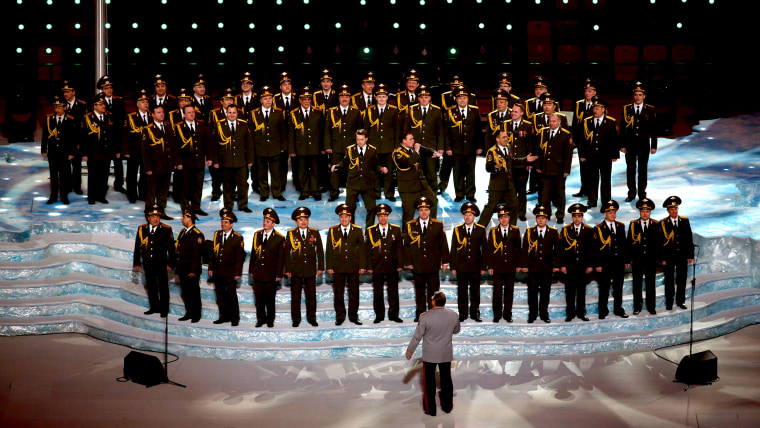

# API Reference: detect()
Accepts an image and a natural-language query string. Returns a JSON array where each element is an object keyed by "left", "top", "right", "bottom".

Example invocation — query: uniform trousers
[
  {"left": 254, "top": 279, "right": 278, "bottom": 324},
  {"left": 290, "top": 276, "right": 317, "bottom": 324},
  {"left": 87, "top": 159, "right": 111, "bottom": 202},
  {"left": 296, "top": 155, "right": 319, "bottom": 196},
  {"left": 345, "top": 187, "right": 377, "bottom": 228},
  {"left": 597, "top": 262, "right": 625, "bottom": 317},
  {"left": 146, "top": 172, "right": 170, "bottom": 211},
  {"left": 413, "top": 272, "right": 440, "bottom": 318},
  {"left": 213, "top": 275, "right": 240, "bottom": 323},
  {"left": 376, "top": 153, "right": 395, "bottom": 198},
  {"left": 540, "top": 174, "right": 567, "bottom": 221},
  {"left": 563, "top": 268, "right": 589, "bottom": 319},
  {"left": 456, "top": 271, "right": 481, "bottom": 318},
  {"left": 625, "top": 147, "right": 650, "bottom": 199},
  {"left": 144, "top": 266, "right": 169, "bottom": 315},
  {"left": 423, "top": 362, "right": 453, "bottom": 416},
  {"left": 513, "top": 167, "right": 530, "bottom": 218},
  {"left": 478, "top": 187, "right": 518, "bottom": 227},
  {"left": 452, "top": 154, "right": 477, "bottom": 199},
  {"left": 178, "top": 273, "right": 201, "bottom": 320},
  {"left": 332, "top": 272, "right": 360, "bottom": 322},
  {"left": 585, "top": 155, "right": 613, "bottom": 205},
  {"left": 222, "top": 166, "right": 249, "bottom": 210},
  {"left": 372, "top": 272, "right": 399, "bottom": 320},
  {"left": 527, "top": 271, "right": 552, "bottom": 320},
  {"left": 180, "top": 167, "right": 205, "bottom": 211},
  {"left": 255, "top": 154, "right": 283, "bottom": 199},
  {"left": 631, "top": 258, "right": 657, "bottom": 312},
  {"left": 663, "top": 257, "right": 688, "bottom": 308},
  {"left": 48, "top": 156, "right": 71, "bottom": 199},
  {"left": 492, "top": 272, "right": 516, "bottom": 320}
]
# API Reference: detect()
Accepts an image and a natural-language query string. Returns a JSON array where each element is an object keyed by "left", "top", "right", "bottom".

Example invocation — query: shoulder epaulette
[
  {"left": 474, "top": 223, "right": 485, "bottom": 229},
  {"left": 367, "top": 144, "right": 377, "bottom": 150},
  {"left": 430, "top": 219, "right": 442, "bottom": 224},
  {"left": 468, "top": 104, "right": 478, "bottom": 109},
  {"left": 65, "top": 114, "right": 74, "bottom": 120},
  {"left": 367, "top": 224, "right": 378, "bottom": 230},
  {"left": 623, "top": 103, "right": 633, "bottom": 109},
  {"left": 160, "top": 223, "right": 171, "bottom": 229},
  {"left": 308, "top": 227, "right": 319, "bottom": 231},
  {"left": 406, "top": 219, "right": 417, "bottom": 225},
  {"left": 232, "top": 231, "right": 242, "bottom": 237},
  {"left": 605, "top": 115, "right": 616, "bottom": 121},
  {"left": 140, "top": 223, "right": 148, "bottom": 228},
  {"left": 236, "top": 118, "right": 248, "bottom": 123},
  {"left": 313, "top": 106, "right": 323, "bottom": 112},
  {"left": 273, "top": 106, "right": 282, "bottom": 111},
  {"left": 389, "top": 223, "right": 400, "bottom": 229},
  {"left": 548, "top": 226, "right": 557, "bottom": 230},
  {"left": 646, "top": 104, "right": 655, "bottom": 109},
  {"left": 651, "top": 219, "right": 659, "bottom": 224},
  {"left": 629, "top": 220, "right": 637, "bottom": 224},
  {"left": 273, "top": 230, "right": 284, "bottom": 238},
  {"left": 388, "top": 105, "right": 398, "bottom": 110},
  {"left": 583, "top": 224, "right": 592, "bottom": 229},
  {"left": 352, "top": 224, "right": 363, "bottom": 229},
  {"left": 429, "top": 104, "right": 441, "bottom": 110},
  {"left": 557, "top": 112, "right": 567, "bottom": 117},
  {"left": 680, "top": 216, "right": 688, "bottom": 220}
]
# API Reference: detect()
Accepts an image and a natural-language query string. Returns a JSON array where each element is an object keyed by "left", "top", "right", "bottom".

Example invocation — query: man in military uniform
[
  {"left": 175, "top": 208, "right": 204, "bottom": 323},
  {"left": 326, "top": 204, "right": 367, "bottom": 325},
  {"left": 313, "top": 68, "right": 339, "bottom": 111},
  {"left": 191, "top": 74, "right": 213, "bottom": 122},
  {"left": 207, "top": 89, "right": 237, "bottom": 201},
  {"left": 173, "top": 104, "right": 208, "bottom": 215},
  {"left": 123, "top": 90, "right": 151, "bottom": 203},
  {"left": 404, "top": 85, "right": 444, "bottom": 191},
  {"left": 97, "top": 75, "right": 127, "bottom": 195},
  {"left": 168, "top": 88, "right": 194, "bottom": 129},
  {"left": 522, "top": 205, "right": 559, "bottom": 323},
  {"left": 486, "top": 89, "right": 513, "bottom": 149},
  {"left": 81, "top": 94, "right": 118, "bottom": 205},
  {"left": 439, "top": 75, "right": 476, "bottom": 111},
  {"left": 365, "top": 204, "right": 404, "bottom": 323},
  {"left": 274, "top": 72, "right": 297, "bottom": 193},
  {"left": 450, "top": 202, "right": 487, "bottom": 322},
  {"left": 571, "top": 78, "right": 597, "bottom": 199},
  {"left": 444, "top": 86, "right": 482, "bottom": 202},
  {"left": 579, "top": 96, "right": 619, "bottom": 208},
  {"left": 394, "top": 131, "right": 439, "bottom": 225},
  {"left": 502, "top": 104, "right": 536, "bottom": 221},
  {"left": 325, "top": 84, "right": 364, "bottom": 201},
  {"left": 477, "top": 130, "right": 519, "bottom": 227},
  {"left": 285, "top": 207, "right": 325, "bottom": 327},
  {"left": 351, "top": 71, "right": 376, "bottom": 114},
  {"left": 249, "top": 85, "right": 287, "bottom": 202},
  {"left": 289, "top": 86, "right": 325, "bottom": 200},
  {"left": 532, "top": 92, "right": 569, "bottom": 132},
  {"left": 395, "top": 69, "right": 420, "bottom": 126},
  {"left": 249, "top": 208, "right": 286, "bottom": 328},
  {"left": 61, "top": 80, "right": 88, "bottom": 195},
  {"left": 150, "top": 74, "right": 177, "bottom": 113},
  {"left": 42, "top": 96, "right": 75, "bottom": 205},
  {"left": 235, "top": 71, "right": 259, "bottom": 116},
  {"left": 141, "top": 104, "right": 176, "bottom": 219},
  {"left": 524, "top": 75, "right": 548, "bottom": 120},
  {"left": 535, "top": 113, "right": 574, "bottom": 224},
  {"left": 403, "top": 196, "right": 450, "bottom": 322},
  {"left": 556, "top": 203, "right": 594, "bottom": 322},
  {"left": 486, "top": 204, "right": 522, "bottom": 323},
  {"left": 209, "top": 104, "right": 254, "bottom": 213},
  {"left": 208, "top": 209, "right": 245, "bottom": 326},
  {"left": 490, "top": 72, "right": 521, "bottom": 111},
  {"left": 364, "top": 83, "right": 400, "bottom": 201},
  {"left": 167, "top": 89, "right": 194, "bottom": 204},
  {"left": 593, "top": 200, "right": 629, "bottom": 319},
  {"left": 659, "top": 196, "right": 694, "bottom": 310},
  {"left": 331, "top": 129, "right": 383, "bottom": 227},
  {"left": 133, "top": 205, "right": 175, "bottom": 317},
  {"left": 621, "top": 82, "right": 658, "bottom": 202},
  {"left": 627, "top": 198, "right": 660, "bottom": 315}
]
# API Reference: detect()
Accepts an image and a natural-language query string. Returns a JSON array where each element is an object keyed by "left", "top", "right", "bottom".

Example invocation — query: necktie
[
  {"left": 576, "top": 227, "right": 580, "bottom": 235},
  {"left": 199, "top": 98, "right": 204, "bottom": 107},
  {"left": 263, "top": 233, "right": 268, "bottom": 244},
  {"left": 550, "top": 130, "right": 556, "bottom": 140},
  {"left": 143, "top": 114, "right": 148, "bottom": 125},
  {"left": 57, "top": 117, "right": 62, "bottom": 126},
  {"left": 643, "top": 221, "right": 648, "bottom": 232},
  {"left": 231, "top": 122, "right": 235, "bottom": 133},
  {"left": 157, "top": 98, "right": 162, "bottom": 106},
  {"left": 379, "top": 107, "right": 384, "bottom": 116},
  {"left": 343, "top": 228, "right": 348, "bottom": 240},
  {"left": 342, "top": 109, "right": 347, "bottom": 119},
  {"left": 502, "top": 228, "right": 507, "bottom": 239},
  {"left": 609, "top": 223, "right": 615, "bottom": 234},
  {"left": 595, "top": 119, "right": 600, "bottom": 128},
  {"left": 537, "top": 100, "right": 542, "bottom": 111},
  {"left": 466, "top": 227, "right": 471, "bottom": 238},
  {"left": 461, "top": 109, "right": 466, "bottom": 119},
  {"left": 539, "top": 229, "right": 544, "bottom": 240},
  {"left": 367, "top": 95, "right": 372, "bottom": 106},
  {"left": 410, "top": 94, "right": 415, "bottom": 103},
  {"left": 382, "top": 228, "right": 386, "bottom": 239},
  {"left": 673, "top": 220, "right": 678, "bottom": 228},
  {"left": 245, "top": 97, "right": 249, "bottom": 108},
  {"left": 422, "top": 221, "right": 427, "bottom": 235},
  {"left": 513, "top": 122, "right": 517, "bottom": 132},
  {"left": 304, "top": 110, "right": 309, "bottom": 121},
  {"left": 285, "top": 98, "right": 290, "bottom": 110},
  {"left": 636, "top": 105, "right": 641, "bottom": 115},
  {"left": 502, "top": 147, "right": 508, "bottom": 158},
  {"left": 178, "top": 229, "right": 185, "bottom": 240},
  {"left": 422, "top": 107, "right": 427, "bottom": 118},
  {"left": 265, "top": 110, "right": 269, "bottom": 121},
  {"left": 150, "top": 227, "right": 155, "bottom": 235},
  {"left": 190, "top": 123, "right": 195, "bottom": 132},
  {"left": 359, "top": 147, "right": 364, "bottom": 157},
  {"left": 222, "top": 233, "right": 227, "bottom": 245},
  {"left": 302, "top": 230, "right": 306, "bottom": 240}
]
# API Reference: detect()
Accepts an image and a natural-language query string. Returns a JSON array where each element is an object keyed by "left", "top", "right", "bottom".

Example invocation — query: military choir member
[
  {"left": 395, "top": 69, "right": 420, "bottom": 127},
  {"left": 325, "top": 84, "right": 364, "bottom": 201},
  {"left": 123, "top": 90, "right": 151, "bottom": 203},
  {"left": 351, "top": 71, "right": 376, "bottom": 114},
  {"left": 326, "top": 204, "right": 367, "bottom": 325},
  {"left": 522, "top": 205, "right": 559, "bottom": 323},
  {"left": 207, "top": 89, "right": 237, "bottom": 201},
  {"left": 313, "top": 68, "right": 339, "bottom": 111},
  {"left": 190, "top": 74, "right": 213, "bottom": 122},
  {"left": 477, "top": 129, "right": 518, "bottom": 227},
  {"left": 249, "top": 208, "right": 286, "bottom": 328},
  {"left": 450, "top": 203, "right": 487, "bottom": 322},
  {"left": 289, "top": 86, "right": 324, "bottom": 201},
  {"left": 394, "top": 131, "right": 439, "bottom": 225},
  {"left": 274, "top": 71, "right": 297, "bottom": 193},
  {"left": 61, "top": 80, "right": 88, "bottom": 195},
  {"left": 490, "top": 72, "right": 520, "bottom": 111},
  {"left": 141, "top": 104, "right": 176, "bottom": 219},
  {"left": 579, "top": 96, "right": 619, "bottom": 208},
  {"left": 621, "top": 82, "right": 658, "bottom": 202},
  {"left": 556, "top": 203, "right": 594, "bottom": 322},
  {"left": 531, "top": 92, "right": 569, "bottom": 132},
  {"left": 486, "top": 205, "right": 522, "bottom": 323},
  {"left": 571, "top": 78, "right": 598, "bottom": 199},
  {"left": 593, "top": 200, "right": 629, "bottom": 319},
  {"left": 659, "top": 196, "right": 694, "bottom": 310},
  {"left": 404, "top": 85, "right": 444, "bottom": 192},
  {"left": 365, "top": 204, "right": 404, "bottom": 323},
  {"left": 235, "top": 71, "right": 259, "bottom": 116},
  {"left": 331, "top": 129, "right": 383, "bottom": 228},
  {"left": 486, "top": 89, "right": 513, "bottom": 150},
  {"left": 41, "top": 96, "right": 75, "bottom": 205},
  {"left": 285, "top": 207, "right": 325, "bottom": 327},
  {"left": 503, "top": 104, "right": 536, "bottom": 221},
  {"left": 444, "top": 86, "right": 482, "bottom": 202},
  {"left": 524, "top": 75, "right": 548, "bottom": 120},
  {"left": 364, "top": 83, "right": 399, "bottom": 200},
  {"left": 249, "top": 85, "right": 287, "bottom": 202},
  {"left": 627, "top": 198, "right": 660, "bottom": 315},
  {"left": 150, "top": 74, "right": 177, "bottom": 113},
  {"left": 133, "top": 205, "right": 175, "bottom": 317},
  {"left": 97, "top": 75, "right": 127, "bottom": 195},
  {"left": 208, "top": 209, "right": 246, "bottom": 326},
  {"left": 535, "top": 113, "right": 574, "bottom": 224},
  {"left": 82, "top": 93, "right": 118, "bottom": 205},
  {"left": 173, "top": 104, "right": 208, "bottom": 215},
  {"left": 175, "top": 208, "right": 204, "bottom": 323},
  {"left": 209, "top": 104, "right": 254, "bottom": 213}
]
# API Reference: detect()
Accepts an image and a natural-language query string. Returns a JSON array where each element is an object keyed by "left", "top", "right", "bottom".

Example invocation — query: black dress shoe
[
  {"left": 492, "top": 318, "right": 500, "bottom": 323},
  {"left": 454, "top": 196, "right": 464, "bottom": 202},
  {"left": 274, "top": 195, "right": 287, "bottom": 201},
  {"left": 195, "top": 209, "right": 208, "bottom": 216},
  {"left": 616, "top": 312, "right": 629, "bottom": 319},
  {"left": 350, "top": 319, "right": 362, "bottom": 325},
  {"left": 599, "top": 314, "right": 607, "bottom": 320},
  {"left": 468, "top": 197, "right": 477, "bottom": 203},
  {"left": 213, "top": 319, "right": 226, "bottom": 324},
  {"left": 292, "top": 321, "right": 300, "bottom": 327},
  {"left": 414, "top": 317, "right": 419, "bottom": 323},
  {"left": 160, "top": 313, "right": 168, "bottom": 318},
  {"left": 46, "top": 197, "right": 57, "bottom": 204},
  {"left": 373, "top": 318, "right": 383, "bottom": 324},
  {"left": 61, "top": 198, "right": 70, "bottom": 205},
  {"left": 572, "top": 191, "right": 586, "bottom": 197},
  {"left": 73, "top": 188, "right": 84, "bottom": 195},
  {"left": 309, "top": 320, "right": 319, "bottom": 327},
  {"left": 471, "top": 316, "right": 482, "bottom": 322},
  {"left": 527, "top": 318, "right": 535, "bottom": 323},
  {"left": 390, "top": 317, "right": 403, "bottom": 323},
  {"left": 677, "top": 304, "right": 687, "bottom": 310},
  {"left": 505, "top": 317, "right": 513, "bottom": 323},
  {"left": 579, "top": 315, "right": 590, "bottom": 322},
  {"left": 386, "top": 196, "right": 397, "bottom": 202},
  {"left": 648, "top": 310, "right": 657, "bottom": 315},
  {"left": 666, "top": 305, "right": 673, "bottom": 310},
  {"left": 128, "top": 198, "right": 137, "bottom": 204},
  {"left": 88, "top": 200, "right": 96, "bottom": 205},
  {"left": 565, "top": 316, "right": 574, "bottom": 322},
  {"left": 267, "top": 322, "right": 274, "bottom": 328},
  {"left": 115, "top": 186, "right": 127, "bottom": 194},
  {"left": 586, "top": 202, "right": 597, "bottom": 208},
  {"left": 260, "top": 196, "right": 268, "bottom": 202},
  {"left": 328, "top": 195, "right": 339, "bottom": 202},
  {"left": 239, "top": 207, "right": 252, "bottom": 213},
  {"left": 541, "top": 317, "right": 551, "bottom": 323},
  {"left": 191, "top": 318, "right": 200, "bottom": 323},
  {"left": 255, "top": 321, "right": 265, "bottom": 328},
  {"left": 231, "top": 320, "right": 239, "bottom": 326},
  {"left": 298, "top": 194, "right": 307, "bottom": 200},
  {"left": 336, "top": 319, "right": 345, "bottom": 326},
  {"left": 178, "top": 315, "right": 192, "bottom": 321},
  {"left": 459, "top": 316, "right": 467, "bottom": 322},
  {"left": 633, "top": 310, "right": 641, "bottom": 315},
  {"left": 144, "top": 310, "right": 158, "bottom": 315},
  {"left": 313, "top": 195, "right": 322, "bottom": 201},
  {"left": 161, "top": 214, "right": 173, "bottom": 220},
  {"left": 625, "top": 196, "right": 635, "bottom": 202},
  {"left": 98, "top": 198, "right": 109, "bottom": 204},
  {"left": 210, "top": 194, "right": 221, "bottom": 202}
]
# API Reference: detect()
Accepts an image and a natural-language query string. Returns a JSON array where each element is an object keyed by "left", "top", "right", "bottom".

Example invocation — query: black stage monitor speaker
[
  {"left": 675, "top": 350, "right": 718, "bottom": 385},
  {"left": 124, "top": 351, "right": 167, "bottom": 387}
]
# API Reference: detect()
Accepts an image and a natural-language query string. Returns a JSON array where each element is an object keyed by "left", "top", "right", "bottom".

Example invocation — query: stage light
[
  {"left": 650, "top": 0, "right": 655, "bottom": 3},
  {"left": 192, "top": 23, "right": 198, "bottom": 29},
  {"left": 592, "top": 0, "right": 598, "bottom": 4},
  {"left": 47, "top": 0, "right": 52, "bottom": 4},
  {"left": 479, "top": 23, "right": 485, "bottom": 29},
  {"left": 390, "top": 0, "right": 396, "bottom": 4},
  {"left": 105, "top": 0, "right": 110, "bottom": 3},
  {"left": 105, "top": 48, "right": 109, "bottom": 53},
  {"left": 218, "top": 22, "right": 224, "bottom": 29},
  {"left": 563, "top": 0, "right": 568, "bottom": 3},
  {"left": 393, "top": 22, "right": 399, "bottom": 29},
  {"left": 304, "top": 0, "right": 309, "bottom": 3},
  {"left": 75, "top": 23, "right": 81, "bottom": 29},
  {"left": 248, "top": 0, "right": 253, "bottom": 3},
  {"left": 249, "top": 23, "right": 255, "bottom": 29},
  {"left": 278, "top": 46, "right": 285, "bottom": 52},
  {"left": 218, "top": 0, "right": 223, "bottom": 3},
  {"left": 682, "top": 0, "right": 687, "bottom": 2},
  {"left": 450, "top": 47, "right": 457, "bottom": 54},
  {"left": 18, "top": 24, "right": 23, "bottom": 30},
  {"left": 593, "top": 25, "right": 600, "bottom": 31},
  {"left": 16, "top": 47, "right": 22, "bottom": 54},
  {"left": 162, "top": 47, "right": 168, "bottom": 54},
  {"left": 420, "top": 23, "right": 426, "bottom": 30},
  {"left": 161, "top": 24, "right": 167, "bottom": 30},
  {"left": 162, "top": 0, "right": 167, "bottom": 3},
  {"left": 277, "top": 24, "right": 283, "bottom": 31},
  {"left": 16, "top": 0, "right": 22, "bottom": 4},
  {"left": 363, "top": 47, "right": 370, "bottom": 54},
  {"left": 506, "top": 24, "right": 513, "bottom": 30},
  {"left": 505, "top": 0, "right": 511, "bottom": 3},
  {"left": 677, "top": 22, "right": 683, "bottom": 28},
  {"left": 249, "top": 47, "right": 255, "bottom": 53},
  {"left": 335, "top": 22, "right": 342, "bottom": 29},
  {"left": 535, "top": 0, "right": 540, "bottom": 4},
  {"left": 186, "top": 47, "right": 193, "bottom": 53},
  {"left": 134, "top": 47, "right": 140, "bottom": 54},
  {"left": 276, "top": 0, "right": 282, "bottom": 4},
  {"left": 419, "top": 0, "right": 425, "bottom": 4},
  {"left": 220, "top": 47, "right": 226, "bottom": 53},
  {"left": 105, "top": 23, "right": 111, "bottom": 29},
  {"left": 447, "top": 0, "right": 452, "bottom": 3},
  {"left": 45, "top": 48, "right": 52, "bottom": 54},
  {"left": 304, "top": 23, "right": 310, "bottom": 30},
  {"left": 75, "top": 47, "right": 81, "bottom": 54},
  {"left": 46, "top": 24, "right": 53, "bottom": 30},
  {"left": 476, "top": 0, "right": 482, "bottom": 3},
  {"left": 132, "top": 23, "right": 138, "bottom": 29}
]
